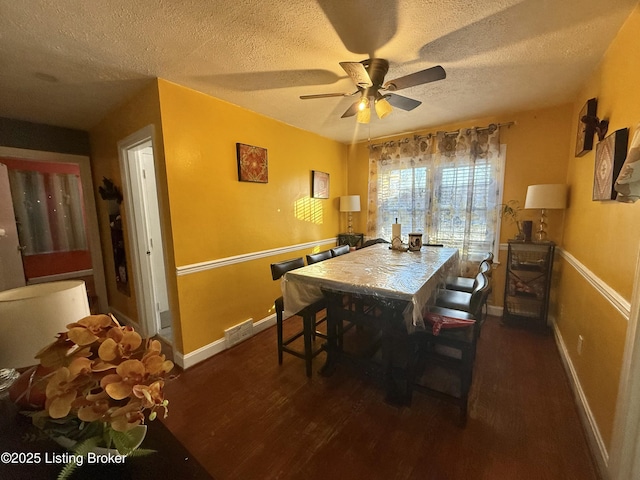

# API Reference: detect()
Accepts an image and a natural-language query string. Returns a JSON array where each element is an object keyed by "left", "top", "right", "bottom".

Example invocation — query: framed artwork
[
  {"left": 576, "top": 98, "right": 597, "bottom": 157},
  {"left": 311, "top": 170, "right": 330, "bottom": 199},
  {"left": 593, "top": 128, "right": 629, "bottom": 201},
  {"left": 236, "top": 143, "right": 268, "bottom": 183}
]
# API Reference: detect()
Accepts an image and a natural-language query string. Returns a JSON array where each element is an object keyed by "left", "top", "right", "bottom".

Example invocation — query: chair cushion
[
  {"left": 445, "top": 276, "right": 475, "bottom": 293},
  {"left": 423, "top": 305, "right": 476, "bottom": 336},
  {"left": 436, "top": 289, "right": 472, "bottom": 312}
]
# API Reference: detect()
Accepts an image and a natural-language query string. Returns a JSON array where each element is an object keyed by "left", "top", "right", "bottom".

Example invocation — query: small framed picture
[
  {"left": 593, "top": 128, "right": 628, "bottom": 201},
  {"left": 237, "top": 143, "right": 268, "bottom": 183},
  {"left": 311, "top": 170, "right": 329, "bottom": 199},
  {"left": 575, "top": 98, "right": 597, "bottom": 157}
]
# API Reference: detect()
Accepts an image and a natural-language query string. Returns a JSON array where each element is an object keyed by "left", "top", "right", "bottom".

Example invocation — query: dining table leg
[
  {"left": 319, "top": 290, "right": 341, "bottom": 376},
  {"left": 379, "top": 303, "right": 411, "bottom": 406}
]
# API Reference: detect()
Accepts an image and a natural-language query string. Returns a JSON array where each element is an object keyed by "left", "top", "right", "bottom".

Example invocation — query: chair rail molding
[
  {"left": 176, "top": 238, "right": 338, "bottom": 276},
  {"left": 557, "top": 248, "right": 630, "bottom": 320}
]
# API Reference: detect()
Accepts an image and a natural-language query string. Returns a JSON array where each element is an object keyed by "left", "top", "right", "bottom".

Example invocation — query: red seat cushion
[{"left": 423, "top": 308, "right": 476, "bottom": 336}]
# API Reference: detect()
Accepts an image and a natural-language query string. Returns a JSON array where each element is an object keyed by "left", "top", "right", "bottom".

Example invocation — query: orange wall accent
[
  {"left": 89, "top": 81, "right": 169, "bottom": 326},
  {"left": 156, "top": 80, "right": 347, "bottom": 354},
  {"left": 555, "top": 4, "right": 640, "bottom": 451}
]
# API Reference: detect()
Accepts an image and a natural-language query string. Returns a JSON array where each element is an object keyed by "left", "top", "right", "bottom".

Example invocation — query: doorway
[
  {"left": 118, "top": 126, "right": 172, "bottom": 343},
  {"left": 0, "top": 147, "right": 107, "bottom": 311}
]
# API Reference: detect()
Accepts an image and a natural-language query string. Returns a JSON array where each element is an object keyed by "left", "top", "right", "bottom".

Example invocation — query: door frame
[
  {"left": 117, "top": 125, "right": 168, "bottom": 339},
  {"left": 609, "top": 245, "right": 640, "bottom": 479},
  {"left": 0, "top": 146, "right": 107, "bottom": 311}
]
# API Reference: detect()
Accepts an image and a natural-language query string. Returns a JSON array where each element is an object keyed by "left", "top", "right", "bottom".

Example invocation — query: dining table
[{"left": 282, "top": 243, "right": 459, "bottom": 403}]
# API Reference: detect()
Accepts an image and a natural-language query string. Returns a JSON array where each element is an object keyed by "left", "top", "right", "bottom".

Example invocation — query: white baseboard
[
  {"left": 552, "top": 319, "right": 609, "bottom": 479},
  {"left": 108, "top": 307, "right": 136, "bottom": 328},
  {"left": 173, "top": 313, "right": 277, "bottom": 370},
  {"left": 174, "top": 337, "right": 226, "bottom": 370}
]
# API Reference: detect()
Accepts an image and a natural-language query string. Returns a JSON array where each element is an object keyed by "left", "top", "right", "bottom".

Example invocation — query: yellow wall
[
  {"left": 157, "top": 80, "right": 346, "bottom": 354},
  {"left": 555, "top": 4, "right": 640, "bottom": 449},
  {"left": 347, "top": 104, "right": 573, "bottom": 307},
  {"left": 89, "top": 80, "right": 172, "bottom": 327}
]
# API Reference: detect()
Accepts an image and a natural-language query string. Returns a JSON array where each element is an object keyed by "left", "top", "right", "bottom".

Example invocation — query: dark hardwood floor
[{"left": 161, "top": 316, "right": 599, "bottom": 480}]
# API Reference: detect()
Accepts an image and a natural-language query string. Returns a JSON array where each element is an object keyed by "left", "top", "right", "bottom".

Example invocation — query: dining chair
[
  {"left": 330, "top": 244, "right": 351, "bottom": 257},
  {"left": 306, "top": 250, "right": 332, "bottom": 265},
  {"left": 270, "top": 258, "right": 326, "bottom": 377},
  {"left": 445, "top": 260, "right": 492, "bottom": 293},
  {"left": 409, "top": 304, "right": 478, "bottom": 426},
  {"left": 435, "top": 272, "right": 490, "bottom": 337}
]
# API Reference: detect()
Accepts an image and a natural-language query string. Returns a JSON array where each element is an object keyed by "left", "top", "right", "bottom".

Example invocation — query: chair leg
[
  {"left": 459, "top": 345, "right": 474, "bottom": 427},
  {"left": 303, "top": 313, "right": 314, "bottom": 377},
  {"left": 276, "top": 310, "right": 284, "bottom": 365}
]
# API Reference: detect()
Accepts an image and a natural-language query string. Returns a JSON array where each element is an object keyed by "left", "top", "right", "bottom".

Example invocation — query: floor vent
[{"left": 224, "top": 318, "right": 254, "bottom": 348}]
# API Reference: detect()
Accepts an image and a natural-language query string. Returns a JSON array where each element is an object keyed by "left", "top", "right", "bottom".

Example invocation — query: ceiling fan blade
[
  {"left": 317, "top": 0, "right": 397, "bottom": 55},
  {"left": 300, "top": 92, "right": 354, "bottom": 99},
  {"left": 339, "top": 62, "right": 373, "bottom": 88},
  {"left": 385, "top": 93, "right": 422, "bottom": 111},
  {"left": 383, "top": 65, "right": 446, "bottom": 91},
  {"left": 341, "top": 101, "right": 360, "bottom": 118}
]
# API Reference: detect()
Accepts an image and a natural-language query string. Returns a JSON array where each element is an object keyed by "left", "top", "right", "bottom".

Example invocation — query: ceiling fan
[{"left": 300, "top": 58, "right": 446, "bottom": 123}]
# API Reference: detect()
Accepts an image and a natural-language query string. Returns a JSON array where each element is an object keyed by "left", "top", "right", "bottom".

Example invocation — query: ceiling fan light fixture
[
  {"left": 358, "top": 96, "right": 370, "bottom": 111},
  {"left": 375, "top": 97, "right": 393, "bottom": 119},
  {"left": 356, "top": 106, "right": 371, "bottom": 124}
]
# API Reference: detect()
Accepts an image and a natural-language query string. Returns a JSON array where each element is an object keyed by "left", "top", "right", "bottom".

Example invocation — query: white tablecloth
[{"left": 282, "top": 244, "right": 459, "bottom": 331}]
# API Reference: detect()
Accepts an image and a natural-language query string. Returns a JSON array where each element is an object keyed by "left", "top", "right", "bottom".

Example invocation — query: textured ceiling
[{"left": 0, "top": 0, "right": 637, "bottom": 144}]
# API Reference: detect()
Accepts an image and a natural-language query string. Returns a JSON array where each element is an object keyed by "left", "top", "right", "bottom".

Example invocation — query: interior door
[
  {"left": 0, "top": 163, "right": 26, "bottom": 291},
  {"left": 2, "top": 157, "right": 92, "bottom": 280}
]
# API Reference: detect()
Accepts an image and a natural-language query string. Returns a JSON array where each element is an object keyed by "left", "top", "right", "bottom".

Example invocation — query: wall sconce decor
[
  {"left": 593, "top": 128, "right": 628, "bottom": 201},
  {"left": 99, "top": 177, "right": 129, "bottom": 295},
  {"left": 576, "top": 98, "right": 600, "bottom": 157}
]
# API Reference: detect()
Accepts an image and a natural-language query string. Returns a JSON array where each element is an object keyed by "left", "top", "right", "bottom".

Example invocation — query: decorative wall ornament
[
  {"left": 311, "top": 170, "right": 330, "bottom": 199},
  {"left": 236, "top": 143, "right": 268, "bottom": 183},
  {"left": 615, "top": 123, "right": 640, "bottom": 203},
  {"left": 593, "top": 128, "right": 628, "bottom": 201},
  {"left": 576, "top": 98, "right": 598, "bottom": 157},
  {"left": 98, "top": 177, "right": 129, "bottom": 295}
]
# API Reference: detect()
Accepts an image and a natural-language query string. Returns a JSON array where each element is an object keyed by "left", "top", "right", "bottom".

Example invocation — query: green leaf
[
  {"left": 57, "top": 436, "right": 101, "bottom": 480},
  {"left": 127, "top": 448, "right": 157, "bottom": 457}
]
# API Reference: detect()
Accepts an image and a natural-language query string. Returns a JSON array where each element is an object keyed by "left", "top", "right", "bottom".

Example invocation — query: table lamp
[
  {"left": 0, "top": 280, "right": 90, "bottom": 394},
  {"left": 339, "top": 195, "right": 361, "bottom": 235},
  {"left": 524, "top": 184, "right": 567, "bottom": 242}
]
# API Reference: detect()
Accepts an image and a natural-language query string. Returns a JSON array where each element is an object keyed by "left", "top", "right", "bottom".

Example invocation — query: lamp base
[
  {"left": 535, "top": 209, "right": 548, "bottom": 242},
  {"left": 0, "top": 368, "right": 19, "bottom": 396}
]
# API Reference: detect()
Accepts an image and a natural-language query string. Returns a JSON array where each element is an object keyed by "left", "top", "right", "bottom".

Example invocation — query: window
[
  {"left": 377, "top": 166, "right": 428, "bottom": 240},
  {"left": 369, "top": 130, "right": 504, "bottom": 267}
]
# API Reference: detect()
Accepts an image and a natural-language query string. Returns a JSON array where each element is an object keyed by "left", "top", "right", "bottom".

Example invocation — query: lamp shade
[
  {"left": 524, "top": 184, "right": 567, "bottom": 210},
  {"left": 356, "top": 107, "right": 370, "bottom": 124},
  {"left": 340, "top": 195, "right": 361, "bottom": 212},
  {"left": 375, "top": 97, "right": 393, "bottom": 119},
  {"left": 0, "top": 280, "right": 90, "bottom": 368}
]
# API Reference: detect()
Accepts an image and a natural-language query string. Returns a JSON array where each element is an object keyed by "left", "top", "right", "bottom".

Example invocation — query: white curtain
[
  {"left": 8, "top": 169, "right": 87, "bottom": 255},
  {"left": 367, "top": 125, "right": 504, "bottom": 275}
]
